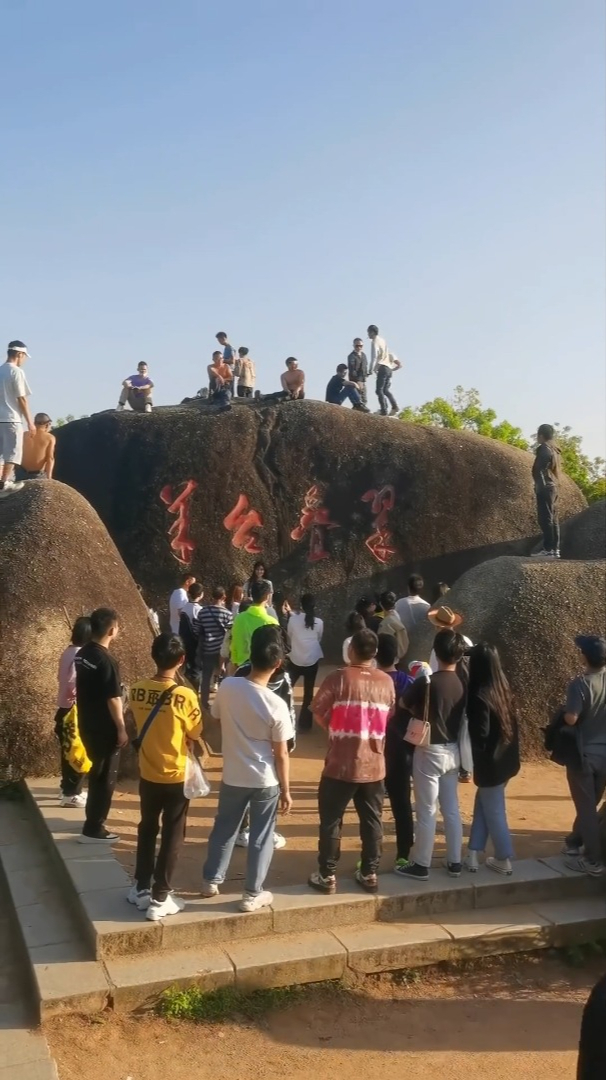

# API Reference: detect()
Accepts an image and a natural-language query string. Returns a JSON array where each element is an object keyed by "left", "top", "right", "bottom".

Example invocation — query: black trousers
[
  {"left": 135, "top": 779, "right": 189, "bottom": 901},
  {"left": 54, "top": 708, "right": 85, "bottom": 797},
  {"left": 317, "top": 775, "right": 384, "bottom": 876},
  {"left": 81, "top": 741, "right": 120, "bottom": 836},
  {"left": 200, "top": 652, "right": 220, "bottom": 708},
  {"left": 384, "top": 732, "right": 414, "bottom": 861},
  {"left": 376, "top": 366, "right": 398, "bottom": 415},
  {"left": 237, "top": 385, "right": 253, "bottom": 398},
  {"left": 536, "top": 485, "right": 560, "bottom": 552},
  {"left": 288, "top": 661, "right": 319, "bottom": 731}
]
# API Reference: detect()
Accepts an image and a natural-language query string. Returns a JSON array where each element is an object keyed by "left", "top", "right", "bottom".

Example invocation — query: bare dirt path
[{"left": 46, "top": 953, "right": 596, "bottom": 1080}]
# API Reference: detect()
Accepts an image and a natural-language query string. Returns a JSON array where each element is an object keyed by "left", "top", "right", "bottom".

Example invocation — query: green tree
[
  {"left": 400, "top": 387, "right": 605, "bottom": 503},
  {"left": 53, "top": 415, "right": 75, "bottom": 427}
]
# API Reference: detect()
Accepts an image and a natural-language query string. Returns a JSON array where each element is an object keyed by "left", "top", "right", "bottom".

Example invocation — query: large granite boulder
[
  {"left": 54, "top": 400, "right": 586, "bottom": 656},
  {"left": 0, "top": 481, "right": 153, "bottom": 778},
  {"left": 407, "top": 556, "right": 606, "bottom": 758},
  {"left": 560, "top": 499, "right": 606, "bottom": 561}
]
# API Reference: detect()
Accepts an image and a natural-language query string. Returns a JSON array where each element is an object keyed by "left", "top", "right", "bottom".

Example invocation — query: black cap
[{"left": 575, "top": 635, "right": 606, "bottom": 667}]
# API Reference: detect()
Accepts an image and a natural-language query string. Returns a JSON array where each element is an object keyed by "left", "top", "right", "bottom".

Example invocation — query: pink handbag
[{"left": 404, "top": 678, "right": 431, "bottom": 747}]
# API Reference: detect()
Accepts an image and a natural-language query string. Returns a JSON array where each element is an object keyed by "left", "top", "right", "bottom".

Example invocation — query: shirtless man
[
  {"left": 280, "top": 357, "right": 305, "bottom": 399},
  {"left": 117, "top": 362, "right": 154, "bottom": 413},
  {"left": 18, "top": 413, "right": 55, "bottom": 480}
]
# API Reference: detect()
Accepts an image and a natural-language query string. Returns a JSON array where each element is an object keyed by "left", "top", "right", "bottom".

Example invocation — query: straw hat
[{"left": 427, "top": 605, "right": 463, "bottom": 630}]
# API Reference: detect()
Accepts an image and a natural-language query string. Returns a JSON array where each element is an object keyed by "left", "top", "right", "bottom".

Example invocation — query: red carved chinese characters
[
  {"left": 223, "top": 494, "right": 264, "bottom": 554},
  {"left": 290, "top": 484, "right": 338, "bottom": 562},
  {"left": 159, "top": 480, "right": 198, "bottom": 565},
  {"left": 361, "top": 485, "right": 397, "bottom": 564}
]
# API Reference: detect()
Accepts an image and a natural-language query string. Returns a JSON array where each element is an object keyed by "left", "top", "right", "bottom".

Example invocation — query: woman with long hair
[
  {"left": 464, "top": 642, "right": 521, "bottom": 876},
  {"left": 229, "top": 584, "right": 244, "bottom": 617},
  {"left": 243, "top": 560, "right": 273, "bottom": 600},
  {"left": 286, "top": 593, "right": 324, "bottom": 732}
]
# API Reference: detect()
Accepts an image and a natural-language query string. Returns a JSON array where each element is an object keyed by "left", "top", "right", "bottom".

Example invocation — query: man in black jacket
[
  {"left": 347, "top": 339, "right": 368, "bottom": 404},
  {"left": 531, "top": 423, "right": 561, "bottom": 558}
]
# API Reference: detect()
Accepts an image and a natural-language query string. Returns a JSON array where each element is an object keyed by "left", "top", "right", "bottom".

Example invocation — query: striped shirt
[
  {"left": 312, "top": 665, "right": 395, "bottom": 782},
  {"left": 193, "top": 604, "right": 233, "bottom": 655}
]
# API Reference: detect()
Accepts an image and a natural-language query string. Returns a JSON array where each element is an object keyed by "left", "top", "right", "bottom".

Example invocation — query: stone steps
[{"left": 1, "top": 780, "right": 604, "bottom": 1019}]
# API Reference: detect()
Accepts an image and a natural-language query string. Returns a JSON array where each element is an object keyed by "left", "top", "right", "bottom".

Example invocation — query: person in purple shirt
[
  {"left": 377, "top": 635, "right": 415, "bottom": 870},
  {"left": 117, "top": 362, "right": 154, "bottom": 413}
]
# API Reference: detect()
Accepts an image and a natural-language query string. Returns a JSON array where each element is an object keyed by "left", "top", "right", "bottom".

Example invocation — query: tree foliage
[{"left": 400, "top": 387, "right": 605, "bottom": 503}]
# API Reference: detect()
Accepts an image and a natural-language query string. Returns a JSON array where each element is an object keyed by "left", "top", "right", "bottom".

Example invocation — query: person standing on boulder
[
  {"left": 347, "top": 338, "right": 369, "bottom": 404},
  {"left": 216, "top": 332, "right": 237, "bottom": 394},
  {"left": 237, "top": 347, "right": 256, "bottom": 398},
  {"left": 116, "top": 362, "right": 154, "bottom": 413},
  {"left": 367, "top": 325, "right": 401, "bottom": 416},
  {"left": 0, "top": 340, "right": 35, "bottom": 497},
  {"left": 531, "top": 423, "right": 561, "bottom": 559},
  {"left": 76, "top": 608, "right": 128, "bottom": 844}
]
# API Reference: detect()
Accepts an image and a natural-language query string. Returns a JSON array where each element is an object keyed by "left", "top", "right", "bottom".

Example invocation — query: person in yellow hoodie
[{"left": 127, "top": 634, "right": 202, "bottom": 921}]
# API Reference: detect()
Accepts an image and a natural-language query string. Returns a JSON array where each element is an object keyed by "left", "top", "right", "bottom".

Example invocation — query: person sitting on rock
[
  {"left": 207, "top": 351, "right": 233, "bottom": 410},
  {"left": 280, "top": 357, "right": 306, "bottom": 400},
  {"left": 17, "top": 412, "right": 55, "bottom": 480},
  {"left": 117, "top": 362, "right": 154, "bottom": 413},
  {"left": 325, "top": 364, "right": 370, "bottom": 412}
]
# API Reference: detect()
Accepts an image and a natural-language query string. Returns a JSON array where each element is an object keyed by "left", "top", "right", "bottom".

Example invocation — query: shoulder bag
[{"left": 405, "top": 677, "right": 431, "bottom": 747}]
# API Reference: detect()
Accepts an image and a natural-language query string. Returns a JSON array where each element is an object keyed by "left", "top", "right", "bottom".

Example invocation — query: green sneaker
[{"left": 394, "top": 857, "right": 410, "bottom": 871}]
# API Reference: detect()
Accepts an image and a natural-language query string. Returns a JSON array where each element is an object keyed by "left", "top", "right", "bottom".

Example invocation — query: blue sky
[{"left": 2, "top": 0, "right": 604, "bottom": 456}]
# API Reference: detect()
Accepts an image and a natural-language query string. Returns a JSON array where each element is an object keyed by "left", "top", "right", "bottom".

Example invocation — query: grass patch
[
  {"left": 158, "top": 980, "right": 343, "bottom": 1023},
  {"left": 563, "top": 940, "right": 606, "bottom": 967}
]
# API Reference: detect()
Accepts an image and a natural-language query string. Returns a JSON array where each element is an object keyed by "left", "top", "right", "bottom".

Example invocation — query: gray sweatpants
[{"left": 566, "top": 763, "right": 606, "bottom": 864}]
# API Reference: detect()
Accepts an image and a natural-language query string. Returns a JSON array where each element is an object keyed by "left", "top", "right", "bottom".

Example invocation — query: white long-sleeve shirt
[{"left": 369, "top": 335, "right": 389, "bottom": 375}]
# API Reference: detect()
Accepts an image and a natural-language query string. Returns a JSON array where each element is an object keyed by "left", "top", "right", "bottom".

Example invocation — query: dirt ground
[
  {"left": 108, "top": 670, "right": 574, "bottom": 895},
  {"left": 46, "top": 952, "right": 599, "bottom": 1080}
]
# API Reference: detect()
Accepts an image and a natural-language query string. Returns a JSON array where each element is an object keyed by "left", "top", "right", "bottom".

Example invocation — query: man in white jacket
[{"left": 367, "top": 325, "right": 401, "bottom": 416}]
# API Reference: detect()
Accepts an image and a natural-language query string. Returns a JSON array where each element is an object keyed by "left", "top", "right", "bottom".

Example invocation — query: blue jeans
[
  {"left": 468, "top": 784, "right": 514, "bottom": 860},
  {"left": 328, "top": 384, "right": 362, "bottom": 407},
  {"left": 202, "top": 782, "right": 279, "bottom": 895}
]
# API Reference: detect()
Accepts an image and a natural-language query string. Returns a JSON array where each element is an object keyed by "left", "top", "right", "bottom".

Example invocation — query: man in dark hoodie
[{"left": 531, "top": 423, "right": 561, "bottom": 558}]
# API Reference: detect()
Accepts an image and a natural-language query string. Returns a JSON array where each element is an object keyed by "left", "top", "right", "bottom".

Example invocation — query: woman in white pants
[{"left": 396, "top": 629, "right": 467, "bottom": 882}]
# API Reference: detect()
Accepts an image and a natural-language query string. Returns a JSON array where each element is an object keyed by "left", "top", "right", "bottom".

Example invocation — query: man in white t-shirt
[
  {"left": 367, "top": 324, "right": 401, "bottom": 416},
  {"left": 201, "top": 628, "right": 293, "bottom": 912},
  {"left": 0, "top": 340, "right": 35, "bottom": 497},
  {"left": 169, "top": 573, "right": 196, "bottom": 634},
  {"left": 395, "top": 575, "right": 431, "bottom": 635}
]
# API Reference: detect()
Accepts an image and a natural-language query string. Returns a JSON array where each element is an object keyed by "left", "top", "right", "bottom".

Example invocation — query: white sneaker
[
  {"left": 485, "top": 856, "right": 513, "bottom": 876},
  {"left": 530, "top": 549, "right": 550, "bottom": 558},
  {"left": 127, "top": 885, "right": 151, "bottom": 910},
  {"left": 235, "top": 829, "right": 250, "bottom": 848},
  {"left": 60, "top": 793, "right": 87, "bottom": 808},
  {"left": 0, "top": 480, "right": 24, "bottom": 497},
  {"left": 144, "top": 403, "right": 152, "bottom": 413},
  {"left": 464, "top": 851, "right": 480, "bottom": 872},
  {"left": 200, "top": 880, "right": 220, "bottom": 897},
  {"left": 116, "top": 404, "right": 125, "bottom": 411},
  {"left": 273, "top": 832, "right": 287, "bottom": 850},
  {"left": 239, "top": 890, "right": 273, "bottom": 913},
  {"left": 146, "top": 894, "right": 186, "bottom": 921}
]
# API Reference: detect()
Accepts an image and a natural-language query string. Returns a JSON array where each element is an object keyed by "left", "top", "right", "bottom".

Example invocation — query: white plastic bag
[
  {"left": 458, "top": 712, "right": 474, "bottom": 776},
  {"left": 184, "top": 751, "right": 210, "bottom": 799}
]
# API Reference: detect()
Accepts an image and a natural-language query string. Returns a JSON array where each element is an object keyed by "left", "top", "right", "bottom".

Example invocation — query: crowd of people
[
  {"left": 53, "top": 567, "right": 606, "bottom": 923},
  {"left": 115, "top": 326, "right": 404, "bottom": 417}
]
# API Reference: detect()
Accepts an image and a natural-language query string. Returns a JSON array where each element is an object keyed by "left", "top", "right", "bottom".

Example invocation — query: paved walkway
[{"left": 0, "top": 796, "right": 59, "bottom": 1079}]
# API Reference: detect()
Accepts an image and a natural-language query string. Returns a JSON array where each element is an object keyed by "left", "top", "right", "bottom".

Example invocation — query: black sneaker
[
  {"left": 352, "top": 402, "right": 370, "bottom": 413},
  {"left": 78, "top": 828, "right": 119, "bottom": 844},
  {"left": 447, "top": 862, "right": 462, "bottom": 878},
  {"left": 394, "top": 862, "right": 429, "bottom": 882}
]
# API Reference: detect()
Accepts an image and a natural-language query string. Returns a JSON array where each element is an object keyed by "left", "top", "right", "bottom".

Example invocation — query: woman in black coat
[{"left": 464, "top": 643, "right": 521, "bottom": 876}]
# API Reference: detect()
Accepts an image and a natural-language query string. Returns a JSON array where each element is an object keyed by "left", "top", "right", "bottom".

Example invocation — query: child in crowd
[
  {"left": 128, "top": 633, "right": 203, "bottom": 921},
  {"left": 342, "top": 611, "right": 367, "bottom": 664},
  {"left": 377, "top": 635, "right": 415, "bottom": 870},
  {"left": 55, "top": 616, "right": 92, "bottom": 807}
]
